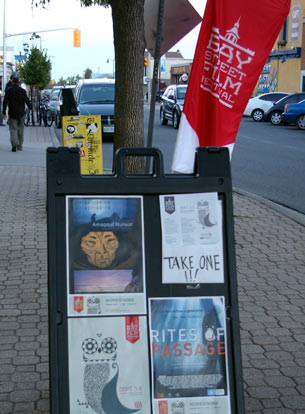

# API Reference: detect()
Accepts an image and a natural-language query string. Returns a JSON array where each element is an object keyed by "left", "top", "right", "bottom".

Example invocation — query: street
[
  {"left": 95, "top": 105, "right": 305, "bottom": 215},
  {"left": 232, "top": 117, "right": 305, "bottom": 215},
  {"left": 4, "top": 102, "right": 303, "bottom": 216}
]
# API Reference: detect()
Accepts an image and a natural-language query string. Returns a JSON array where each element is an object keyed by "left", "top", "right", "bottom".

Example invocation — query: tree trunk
[{"left": 109, "top": 0, "right": 145, "bottom": 173}]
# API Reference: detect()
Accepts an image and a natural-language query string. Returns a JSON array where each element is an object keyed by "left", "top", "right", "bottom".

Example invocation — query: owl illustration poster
[
  {"left": 68, "top": 316, "right": 151, "bottom": 413},
  {"left": 66, "top": 196, "right": 146, "bottom": 316},
  {"left": 159, "top": 193, "right": 224, "bottom": 284},
  {"left": 149, "top": 297, "right": 231, "bottom": 414}
]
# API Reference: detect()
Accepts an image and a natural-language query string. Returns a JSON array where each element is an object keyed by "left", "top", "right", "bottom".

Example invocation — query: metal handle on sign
[{"left": 115, "top": 147, "right": 164, "bottom": 177}]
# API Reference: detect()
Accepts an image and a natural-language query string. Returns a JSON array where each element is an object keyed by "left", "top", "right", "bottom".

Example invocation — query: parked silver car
[{"left": 160, "top": 84, "right": 187, "bottom": 129}]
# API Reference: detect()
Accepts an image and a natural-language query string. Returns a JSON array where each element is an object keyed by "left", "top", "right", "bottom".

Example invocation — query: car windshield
[
  {"left": 79, "top": 84, "right": 115, "bottom": 104},
  {"left": 50, "top": 89, "right": 61, "bottom": 100},
  {"left": 274, "top": 95, "right": 290, "bottom": 104},
  {"left": 177, "top": 86, "right": 187, "bottom": 100}
]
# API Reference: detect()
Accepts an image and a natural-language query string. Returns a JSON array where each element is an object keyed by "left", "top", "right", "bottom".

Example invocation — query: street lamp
[{"left": 107, "top": 58, "right": 115, "bottom": 79}]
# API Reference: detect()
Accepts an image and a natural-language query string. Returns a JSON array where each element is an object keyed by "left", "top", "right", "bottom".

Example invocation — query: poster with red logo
[
  {"left": 68, "top": 316, "right": 151, "bottom": 413},
  {"left": 149, "top": 297, "right": 230, "bottom": 414},
  {"left": 66, "top": 196, "right": 146, "bottom": 316},
  {"left": 125, "top": 316, "right": 140, "bottom": 344},
  {"left": 73, "top": 296, "right": 84, "bottom": 313},
  {"left": 171, "top": 0, "right": 291, "bottom": 173}
]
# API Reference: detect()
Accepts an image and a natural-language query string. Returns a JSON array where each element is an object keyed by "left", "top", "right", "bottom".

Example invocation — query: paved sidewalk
[{"left": 0, "top": 125, "right": 305, "bottom": 413}]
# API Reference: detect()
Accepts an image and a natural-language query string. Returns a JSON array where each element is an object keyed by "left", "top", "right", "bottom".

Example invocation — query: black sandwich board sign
[{"left": 47, "top": 146, "right": 245, "bottom": 414}]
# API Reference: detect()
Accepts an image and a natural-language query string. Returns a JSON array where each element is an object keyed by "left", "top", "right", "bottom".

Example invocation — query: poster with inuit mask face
[{"left": 66, "top": 196, "right": 146, "bottom": 316}]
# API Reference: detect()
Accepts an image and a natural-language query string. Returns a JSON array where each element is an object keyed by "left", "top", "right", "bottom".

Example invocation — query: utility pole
[
  {"left": 2, "top": 0, "right": 7, "bottom": 92},
  {"left": 145, "top": 0, "right": 165, "bottom": 172}
]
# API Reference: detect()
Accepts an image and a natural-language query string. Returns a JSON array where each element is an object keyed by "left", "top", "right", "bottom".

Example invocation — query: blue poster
[
  {"left": 66, "top": 196, "right": 146, "bottom": 316},
  {"left": 149, "top": 297, "right": 230, "bottom": 414}
]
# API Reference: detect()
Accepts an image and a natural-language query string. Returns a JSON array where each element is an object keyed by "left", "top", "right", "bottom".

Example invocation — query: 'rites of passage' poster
[
  {"left": 66, "top": 196, "right": 146, "bottom": 316},
  {"left": 149, "top": 297, "right": 231, "bottom": 414},
  {"left": 68, "top": 316, "right": 151, "bottom": 413},
  {"left": 159, "top": 193, "right": 224, "bottom": 284}
]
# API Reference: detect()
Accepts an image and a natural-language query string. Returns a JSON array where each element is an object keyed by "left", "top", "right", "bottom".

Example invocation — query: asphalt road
[
  {"left": 143, "top": 106, "right": 305, "bottom": 215},
  {"left": 231, "top": 117, "right": 305, "bottom": 215},
  {"left": 55, "top": 104, "right": 305, "bottom": 215}
]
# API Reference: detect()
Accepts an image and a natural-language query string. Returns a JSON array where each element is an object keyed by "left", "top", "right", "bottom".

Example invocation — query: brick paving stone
[
  {"left": 280, "top": 395, "right": 305, "bottom": 410},
  {"left": 263, "top": 409, "right": 294, "bottom": 414},
  {"left": 0, "top": 402, "right": 13, "bottom": 414}
]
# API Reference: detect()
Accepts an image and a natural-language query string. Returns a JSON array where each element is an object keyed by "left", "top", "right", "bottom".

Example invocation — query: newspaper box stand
[{"left": 47, "top": 146, "right": 245, "bottom": 414}]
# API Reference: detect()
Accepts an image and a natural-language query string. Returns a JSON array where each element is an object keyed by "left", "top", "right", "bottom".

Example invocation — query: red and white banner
[{"left": 171, "top": 0, "right": 291, "bottom": 173}]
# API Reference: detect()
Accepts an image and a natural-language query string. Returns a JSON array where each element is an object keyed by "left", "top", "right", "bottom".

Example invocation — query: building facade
[{"left": 255, "top": 0, "right": 305, "bottom": 94}]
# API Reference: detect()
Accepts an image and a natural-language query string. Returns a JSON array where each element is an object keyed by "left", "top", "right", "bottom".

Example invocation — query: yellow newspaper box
[{"left": 62, "top": 115, "right": 103, "bottom": 175}]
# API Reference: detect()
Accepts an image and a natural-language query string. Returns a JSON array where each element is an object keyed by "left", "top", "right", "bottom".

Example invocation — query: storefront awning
[{"left": 144, "top": 0, "right": 202, "bottom": 57}]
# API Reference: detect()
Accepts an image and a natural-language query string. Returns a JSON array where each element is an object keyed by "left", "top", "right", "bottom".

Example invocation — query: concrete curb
[
  {"left": 49, "top": 125, "right": 61, "bottom": 147},
  {"left": 233, "top": 187, "right": 305, "bottom": 227}
]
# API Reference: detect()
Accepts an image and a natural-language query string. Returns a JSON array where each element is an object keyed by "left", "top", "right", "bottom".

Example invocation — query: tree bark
[{"left": 109, "top": 0, "right": 145, "bottom": 173}]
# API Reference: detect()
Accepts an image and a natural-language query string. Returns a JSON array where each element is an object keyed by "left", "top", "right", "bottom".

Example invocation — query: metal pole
[
  {"left": 3, "top": 0, "right": 7, "bottom": 92},
  {"left": 145, "top": 0, "right": 165, "bottom": 173},
  {"left": 5, "top": 27, "right": 79, "bottom": 38}
]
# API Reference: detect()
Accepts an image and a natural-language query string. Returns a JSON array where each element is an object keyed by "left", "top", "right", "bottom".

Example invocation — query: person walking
[{"left": 2, "top": 76, "right": 32, "bottom": 152}]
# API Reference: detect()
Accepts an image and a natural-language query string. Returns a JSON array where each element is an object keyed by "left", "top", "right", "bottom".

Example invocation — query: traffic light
[
  {"left": 144, "top": 57, "right": 149, "bottom": 67},
  {"left": 73, "top": 30, "right": 81, "bottom": 48}
]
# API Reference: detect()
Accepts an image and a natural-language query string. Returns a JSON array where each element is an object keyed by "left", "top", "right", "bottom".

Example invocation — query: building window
[{"left": 280, "top": 17, "right": 289, "bottom": 42}]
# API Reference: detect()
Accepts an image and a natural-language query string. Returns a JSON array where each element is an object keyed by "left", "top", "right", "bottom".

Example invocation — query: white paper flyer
[
  {"left": 68, "top": 316, "right": 151, "bottom": 413},
  {"left": 159, "top": 193, "right": 224, "bottom": 284}
]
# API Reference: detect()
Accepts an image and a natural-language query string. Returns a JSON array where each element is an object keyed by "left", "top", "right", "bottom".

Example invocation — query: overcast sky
[{"left": 0, "top": 0, "right": 206, "bottom": 82}]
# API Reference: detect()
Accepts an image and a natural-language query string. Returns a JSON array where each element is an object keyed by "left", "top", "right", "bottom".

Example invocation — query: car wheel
[
  {"left": 270, "top": 111, "right": 282, "bottom": 125},
  {"left": 173, "top": 111, "right": 180, "bottom": 129},
  {"left": 160, "top": 108, "right": 168, "bottom": 125},
  {"left": 296, "top": 115, "right": 305, "bottom": 130},
  {"left": 251, "top": 109, "right": 264, "bottom": 122}
]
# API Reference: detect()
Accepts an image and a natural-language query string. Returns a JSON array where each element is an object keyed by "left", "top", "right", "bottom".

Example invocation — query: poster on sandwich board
[
  {"left": 66, "top": 195, "right": 146, "bottom": 316},
  {"left": 159, "top": 193, "right": 224, "bottom": 284},
  {"left": 68, "top": 315, "right": 151, "bottom": 413},
  {"left": 149, "top": 296, "right": 231, "bottom": 414}
]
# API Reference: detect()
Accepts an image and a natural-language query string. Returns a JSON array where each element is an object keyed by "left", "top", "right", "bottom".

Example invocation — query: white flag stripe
[
  {"left": 171, "top": 113, "right": 199, "bottom": 173},
  {"left": 171, "top": 113, "right": 234, "bottom": 173}
]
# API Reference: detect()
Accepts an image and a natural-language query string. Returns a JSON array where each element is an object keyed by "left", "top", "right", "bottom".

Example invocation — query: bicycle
[
  {"left": 39, "top": 96, "right": 53, "bottom": 127},
  {"left": 45, "top": 109, "right": 54, "bottom": 127},
  {"left": 24, "top": 107, "right": 31, "bottom": 126},
  {"left": 24, "top": 91, "right": 42, "bottom": 127},
  {"left": 23, "top": 107, "right": 41, "bottom": 126}
]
